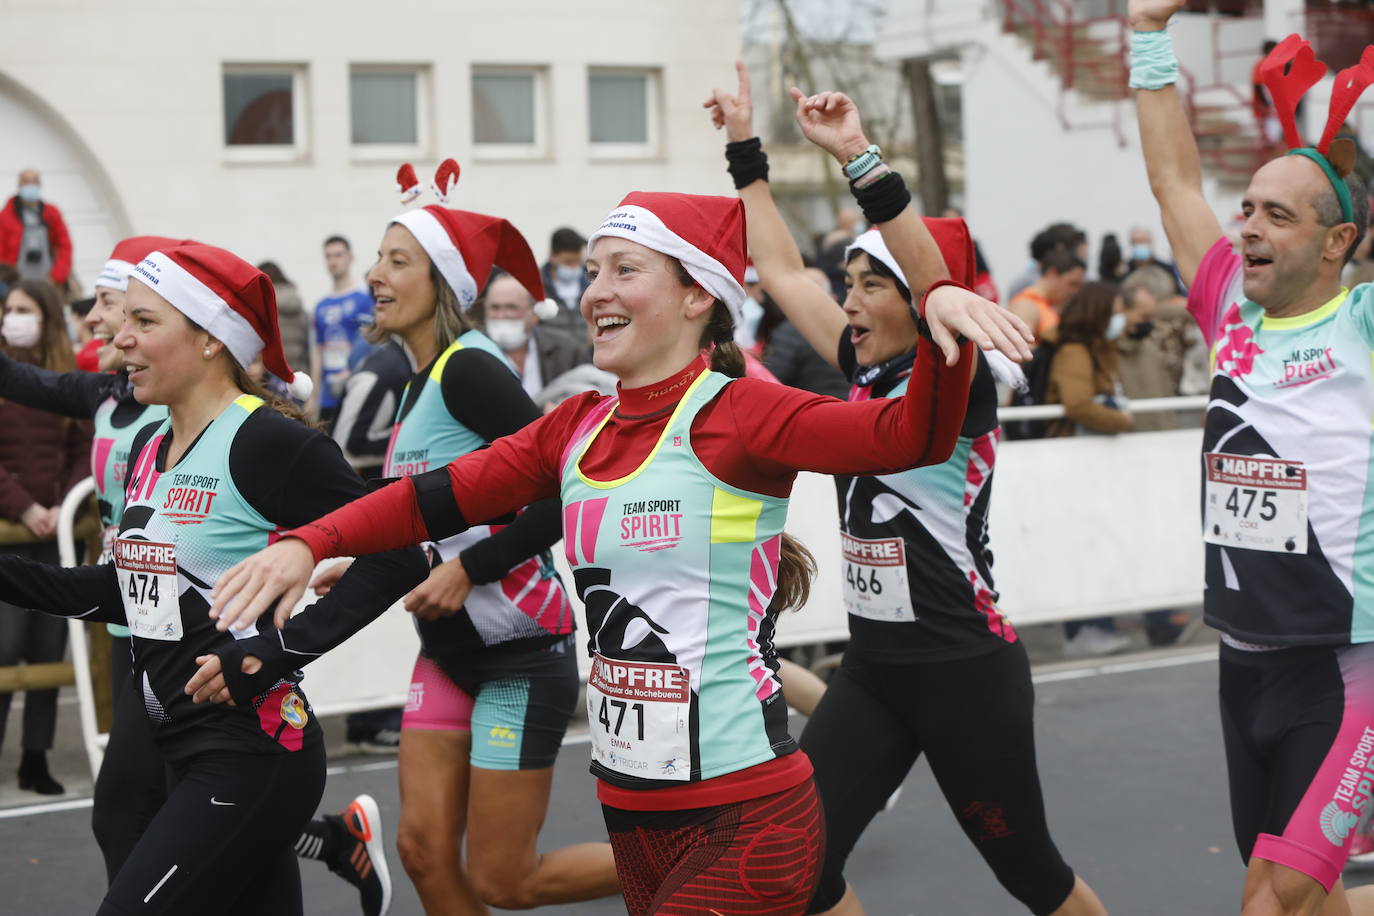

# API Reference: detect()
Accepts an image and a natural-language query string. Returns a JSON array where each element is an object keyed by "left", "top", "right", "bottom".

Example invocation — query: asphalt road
[{"left": 0, "top": 637, "right": 1369, "bottom": 914}]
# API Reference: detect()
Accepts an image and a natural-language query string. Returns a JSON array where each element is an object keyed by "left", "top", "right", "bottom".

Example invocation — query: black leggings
[
  {"left": 92, "top": 636, "right": 168, "bottom": 883},
  {"left": 96, "top": 744, "right": 325, "bottom": 915},
  {"left": 800, "top": 641, "right": 1076, "bottom": 915}
]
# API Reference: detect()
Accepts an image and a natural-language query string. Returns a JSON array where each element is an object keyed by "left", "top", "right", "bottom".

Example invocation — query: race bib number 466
[
  {"left": 113, "top": 539, "right": 182, "bottom": 641},
  {"left": 841, "top": 533, "right": 914, "bottom": 622},
  {"left": 1203, "top": 453, "right": 1308, "bottom": 554}
]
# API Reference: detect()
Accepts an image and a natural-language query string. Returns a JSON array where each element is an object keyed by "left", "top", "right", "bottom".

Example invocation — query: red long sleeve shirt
[{"left": 291, "top": 330, "right": 973, "bottom": 808}]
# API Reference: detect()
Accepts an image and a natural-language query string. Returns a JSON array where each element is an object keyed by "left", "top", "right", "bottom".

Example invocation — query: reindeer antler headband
[{"left": 1259, "top": 36, "right": 1374, "bottom": 223}]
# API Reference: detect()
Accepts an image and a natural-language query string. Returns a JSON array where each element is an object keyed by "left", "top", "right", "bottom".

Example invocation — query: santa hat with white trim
[
  {"left": 390, "top": 159, "right": 557, "bottom": 319},
  {"left": 586, "top": 192, "right": 748, "bottom": 328},
  {"left": 97, "top": 236, "right": 194, "bottom": 293},
  {"left": 129, "top": 243, "right": 313, "bottom": 400},
  {"left": 846, "top": 220, "right": 1027, "bottom": 391}
]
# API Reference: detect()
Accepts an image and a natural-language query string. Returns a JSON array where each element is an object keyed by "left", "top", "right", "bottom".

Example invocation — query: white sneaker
[{"left": 1063, "top": 626, "right": 1131, "bottom": 658}]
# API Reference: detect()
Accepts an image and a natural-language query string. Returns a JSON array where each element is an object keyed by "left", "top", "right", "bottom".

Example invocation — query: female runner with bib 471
[{"left": 203, "top": 189, "right": 1032, "bottom": 914}]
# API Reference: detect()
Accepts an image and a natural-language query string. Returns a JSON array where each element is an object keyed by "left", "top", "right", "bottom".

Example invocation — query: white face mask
[
  {"left": 2, "top": 312, "right": 41, "bottom": 348},
  {"left": 485, "top": 318, "right": 529, "bottom": 352},
  {"left": 1105, "top": 312, "right": 1127, "bottom": 341}
]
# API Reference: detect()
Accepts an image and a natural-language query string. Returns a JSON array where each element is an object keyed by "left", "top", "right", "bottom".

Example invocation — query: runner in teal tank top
[
  {"left": 208, "top": 186, "right": 1031, "bottom": 914},
  {"left": 0, "top": 242, "right": 427, "bottom": 915},
  {"left": 306, "top": 182, "right": 620, "bottom": 912}
]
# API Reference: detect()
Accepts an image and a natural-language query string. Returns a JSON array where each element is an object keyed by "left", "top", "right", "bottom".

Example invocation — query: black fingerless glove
[
  {"left": 851, "top": 170, "right": 911, "bottom": 225},
  {"left": 726, "top": 137, "right": 769, "bottom": 189},
  {"left": 213, "top": 635, "right": 298, "bottom": 706}
]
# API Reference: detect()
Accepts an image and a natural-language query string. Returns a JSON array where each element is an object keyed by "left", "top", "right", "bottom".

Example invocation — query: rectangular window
[
  {"left": 588, "top": 68, "right": 659, "bottom": 158},
  {"left": 351, "top": 70, "right": 417, "bottom": 144},
  {"left": 349, "top": 65, "right": 429, "bottom": 159},
  {"left": 223, "top": 65, "right": 308, "bottom": 161},
  {"left": 471, "top": 67, "right": 547, "bottom": 158}
]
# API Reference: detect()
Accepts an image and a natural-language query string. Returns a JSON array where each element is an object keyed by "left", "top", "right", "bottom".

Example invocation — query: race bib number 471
[
  {"left": 113, "top": 539, "right": 182, "bottom": 641},
  {"left": 1203, "top": 453, "right": 1308, "bottom": 555},
  {"left": 586, "top": 655, "right": 691, "bottom": 782}
]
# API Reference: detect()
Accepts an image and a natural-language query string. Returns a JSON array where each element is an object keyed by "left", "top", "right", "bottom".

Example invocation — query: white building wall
[
  {"left": 1, "top": 0, "right": 741, "bottom": 304},
  {"left": 877, "top": 3, "right": 1254, "bottom": 284}
]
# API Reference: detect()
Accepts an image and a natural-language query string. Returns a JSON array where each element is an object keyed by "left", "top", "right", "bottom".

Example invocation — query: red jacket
[
  {"left": 0, "top": 197, "right": 73, "bottom": 286},
  {"left": 0, "top": 394, "right": 92, "bottom": 522}
]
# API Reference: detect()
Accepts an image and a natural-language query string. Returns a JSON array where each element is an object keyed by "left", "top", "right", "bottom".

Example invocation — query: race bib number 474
[
  {"left": 1203, "top": 453, "right": 1308, "bottom": 555},
  {"left": 113, "top": 539, "right": 182, "bottom": 641}
]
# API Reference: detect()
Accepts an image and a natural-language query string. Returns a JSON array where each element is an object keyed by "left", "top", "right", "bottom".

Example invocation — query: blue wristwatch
[{"left": 842, "top": 144, "right": 883, "bottom": 181}]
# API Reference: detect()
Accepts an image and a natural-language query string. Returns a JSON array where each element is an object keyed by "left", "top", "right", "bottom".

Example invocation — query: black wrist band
[
  {"left": 725, "top": 137, "right": 769, "bottom": 190},
  {"left": 851, "top": 170, "right": 911, "bottom": 225}
]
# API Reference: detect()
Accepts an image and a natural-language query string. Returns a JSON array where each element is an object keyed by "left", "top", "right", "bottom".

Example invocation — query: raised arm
[
  {"left": 1130, "top": 0, "right": 1223, "bottom": 286},
  {"left": 706, "top": 62, "right": 847, "bottom": 368}
]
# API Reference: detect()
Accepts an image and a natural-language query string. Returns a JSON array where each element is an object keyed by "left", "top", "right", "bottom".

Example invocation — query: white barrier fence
[{"left": 60, "top": 397, "right": 1209, "bottom": 778}]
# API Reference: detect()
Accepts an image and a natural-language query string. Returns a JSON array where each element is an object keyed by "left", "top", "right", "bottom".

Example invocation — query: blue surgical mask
[
  {"left": 1105, "top": 312, "right": 1127, "bottom": 341},
  {"left": 16, "top": 184, "right": 41, "bottom": 204},
  {"left": 1130, "top": 243, "right": 1152, "bottom": 262},
  {"left": 555, "top": 264, "right": 582, "bottom": 282}
]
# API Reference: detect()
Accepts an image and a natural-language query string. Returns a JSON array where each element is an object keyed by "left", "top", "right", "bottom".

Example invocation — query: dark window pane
[
  {"left": 473, "top": 73, "right": 535, "bottom": 144},
  {"left": 351, "top": 71, "right": 418, "bottom": 144},
  {"left": 224, "top": 73, "right": 294, "bottom": 146},
  {"left": 588, "top": 74, "right": 648, "bottom": 144}
]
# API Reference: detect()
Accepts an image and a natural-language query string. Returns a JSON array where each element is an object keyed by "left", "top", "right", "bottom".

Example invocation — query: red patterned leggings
[{"left": 603, "top": 778, "right": 824, "bottom": 916}]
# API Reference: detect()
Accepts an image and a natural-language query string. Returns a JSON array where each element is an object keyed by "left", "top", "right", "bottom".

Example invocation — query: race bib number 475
[
  {"left": 1203, "top": 453, "right": 1308, "bottom": 555},
  {"left": 113, "top": 539, "right": 182, "bottom": 641}
]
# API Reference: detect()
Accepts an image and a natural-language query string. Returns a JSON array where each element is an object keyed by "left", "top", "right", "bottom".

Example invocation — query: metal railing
[
  {"left": 999, "top": 0, "right": 1132, "bottom": 145},
  {"left": 998, "top": 393, "right": 1208, "bottom": 421}
]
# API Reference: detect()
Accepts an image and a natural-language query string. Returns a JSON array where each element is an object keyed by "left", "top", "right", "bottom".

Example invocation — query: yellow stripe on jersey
[{"left": 710, "top": 488, "right": 762, "bottom": 544}]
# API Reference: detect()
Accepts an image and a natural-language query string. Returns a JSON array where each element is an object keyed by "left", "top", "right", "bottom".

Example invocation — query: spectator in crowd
[
  {"left": 310, "top": 236, "right": 374, "bottom": 425},
  {"left": 1251, "top": 39, "right": 1285, "bottom": 155},
  {"left": 69, "top": 296, "right": 100, "bottom": 372},
  {"left": 1046, "top": 282, "right": 1133, "bottom": 656},
  {"left": 735, "top": 264, "right": 769, "bottom": 349},
  {"left": 1341, "top": 222, "right": 1374, "bottom": 287},
  {"left": 0, "top": 278, "right": 92, "bottom": 794},
  {"left": 332, "top": 339, "right": 410, "bottom": 481},
  {"left": 1126, "top": 226, "right": 1186, "bottom": 293},
  {"left": 1099, "top": 233, "right": 1128, "bottom": 284},
  {"left": 473, "top": 273, "right": 590, "bottom": 400},
  {"left": 944, "top": 206, "right": 1000, "bottom": 302},
  {"left": 762, "top": 266, "right": 851, "bottom": 399},
  {"left": 816, "top": 208, "right": 861, "bottom": 298},
  {"left": 257, "top": 261, "right": 310, "bottom": 378},
  {"left": 0, "top": 263, "right": 17, "bottom": 301},
  {"left": 1009, "top": 247, "right": 1087, "bottom": 343},
  {"left": 533, "top": 363, "right": 618, "bottom": 413},
  {"left": 1115, "top": 266, "right": 1178, "bottom": 431},
  {"left": 1115, "top": 267, "right": 1194, "bottom": 647},
  {"left": 1006, "top": 222, "right": 1087, "bottom": 300},
  {"left": 538, "top": 227, "right": 590, "bottom": 341},
  {"left": 0, "top": 170, "right": 73, "bottom": 292}
]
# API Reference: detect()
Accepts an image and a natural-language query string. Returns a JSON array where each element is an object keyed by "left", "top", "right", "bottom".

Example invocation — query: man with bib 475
[{"left": 1129, "top": 1, "right": 1374, "bottom": 913}]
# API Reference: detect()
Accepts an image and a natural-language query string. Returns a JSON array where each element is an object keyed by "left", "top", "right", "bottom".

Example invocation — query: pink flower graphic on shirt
[{"left": 1215, "top": 304, "right": 1264, "bottom": 378}]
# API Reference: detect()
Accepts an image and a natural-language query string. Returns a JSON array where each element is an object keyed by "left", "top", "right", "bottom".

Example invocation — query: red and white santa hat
[
  {"left": 390, "top": 160, "right": 555, "bottom": 318},
  {"left": 97, "top": 236, "right": 193, "bottom": 293},
  {"left": 129, "top": 243, "right": 313, "bottom": 400},
  {"left": 586, "top": 192, "right": 748, "bottom": 327}
]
